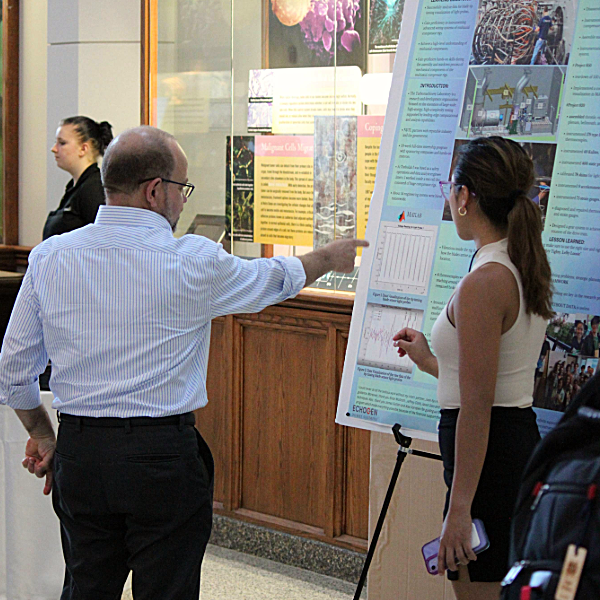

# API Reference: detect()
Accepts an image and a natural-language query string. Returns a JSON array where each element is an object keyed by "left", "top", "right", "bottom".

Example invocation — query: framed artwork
[{"left": 265, "top": 0, "right": 366, "bottom": 71}]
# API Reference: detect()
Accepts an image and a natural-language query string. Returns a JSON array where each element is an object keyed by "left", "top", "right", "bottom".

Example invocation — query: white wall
[
  {"left": 19, "top": 0, "right": 49, "bottom": 247},
  {"left": 19, "top": 0, "right": 142, "bottom": 247}
]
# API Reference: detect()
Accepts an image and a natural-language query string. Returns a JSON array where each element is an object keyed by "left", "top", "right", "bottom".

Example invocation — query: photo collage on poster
[{"left": 533, "top": 314, "right": 600, "bottom": 412}]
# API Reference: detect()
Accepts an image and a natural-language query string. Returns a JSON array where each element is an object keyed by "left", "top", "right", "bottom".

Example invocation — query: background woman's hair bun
[
  {"left": 96, "top": 121, "right": 114, "bottom": 155},
  {"left": 61, "top": 115, "right": 114, "bottom": 156}
]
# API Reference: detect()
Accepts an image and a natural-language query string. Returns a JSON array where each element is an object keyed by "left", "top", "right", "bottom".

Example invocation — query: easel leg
[{"left": 353, "top": 424, "right": 442, "bottom": 600}]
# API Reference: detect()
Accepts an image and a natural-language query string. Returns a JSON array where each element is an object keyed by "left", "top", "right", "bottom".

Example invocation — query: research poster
[{"left": 337, "top": 0, "right": 600, "bottom": 441}]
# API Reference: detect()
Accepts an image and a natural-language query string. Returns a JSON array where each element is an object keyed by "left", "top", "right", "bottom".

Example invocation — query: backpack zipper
[
  {"left": 502, "top": 559, "right": 562, "bottom": 587},
  {"left": 530, "top": 482, "right": 589, "bottom": 511}
]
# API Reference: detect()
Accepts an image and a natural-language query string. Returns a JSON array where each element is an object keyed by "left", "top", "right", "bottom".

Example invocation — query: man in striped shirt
[{"left": 0, "top": 126, "right": 367, "bottom": 600}]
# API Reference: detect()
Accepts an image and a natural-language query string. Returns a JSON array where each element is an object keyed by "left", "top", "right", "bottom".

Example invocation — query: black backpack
[{"left": 501, "top": 373, "right": 600, "bottom": 600}]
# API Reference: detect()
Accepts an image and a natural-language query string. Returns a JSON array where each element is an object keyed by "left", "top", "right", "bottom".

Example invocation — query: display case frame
[{"left": 2, "top": 0, "right": 20, "bottom": 248}]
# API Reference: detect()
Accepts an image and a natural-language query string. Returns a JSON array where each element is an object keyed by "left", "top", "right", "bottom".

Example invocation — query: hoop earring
[{"left": 458, "top": 206, "right": 467, "bottom": 217}]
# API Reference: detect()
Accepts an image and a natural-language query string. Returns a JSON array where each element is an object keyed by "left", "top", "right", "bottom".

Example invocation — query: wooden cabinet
[
  {"left": 195, "top": 291, "right": 370, "bottom": 550},
  {"left": 0, "top": 269, "right": 24, "bottom": 343}
]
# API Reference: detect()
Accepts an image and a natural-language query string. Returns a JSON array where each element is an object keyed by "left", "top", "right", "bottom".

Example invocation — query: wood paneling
[
  {"left": 334, "top": 330, "right": 370, "bottom": 544},
  {"left": 203, "top": 296, "right": 370, "bottom": 550},
  {"left": 0, "top": 270, "right": 23, "bottom": 344},
  {"left": 140, "top": 0, "right": 157, "bottom": 125},
  {"left": 239, "top": 318, "right": 331, "bottom": 530},
  {"left": 345, "top": 427, "right": 370, "bottom": 542},
  {"left": 0, "top": 246, "right": 32, "bottom": 272}
]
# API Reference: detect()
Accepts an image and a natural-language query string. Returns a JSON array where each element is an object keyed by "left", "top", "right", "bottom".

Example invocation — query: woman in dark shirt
[{"left": 43, "top": 116, "right": 113, "bottom": 240}]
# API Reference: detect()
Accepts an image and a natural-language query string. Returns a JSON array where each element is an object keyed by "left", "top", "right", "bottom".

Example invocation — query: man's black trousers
[{"left": 52, "top": 412, "right": 214, "bottom": 600}]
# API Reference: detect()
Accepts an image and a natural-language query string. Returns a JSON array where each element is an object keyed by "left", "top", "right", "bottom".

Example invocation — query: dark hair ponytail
[
  {"left": 61, "top": 116, "right": 114, "bottom": 157},
  {"left": 453, "top": 136, "right": 553, "bottom": 319},
  {"left": 507, "top": 194, "right": 553, "bottom": 319}
]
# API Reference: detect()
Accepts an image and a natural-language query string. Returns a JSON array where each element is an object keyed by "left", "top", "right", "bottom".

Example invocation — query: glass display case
[{"left": 148, "top": 0, "right": 402, "bottom": 293}]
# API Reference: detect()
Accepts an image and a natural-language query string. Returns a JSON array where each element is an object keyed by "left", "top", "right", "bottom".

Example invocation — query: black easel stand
[{"left": 353, "top": 423, "right": 443, "bottom": 599}]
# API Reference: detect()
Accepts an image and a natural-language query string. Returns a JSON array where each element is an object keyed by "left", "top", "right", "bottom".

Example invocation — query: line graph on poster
[
  {"left": 357, "top": 304, "right": 424, "bottom": 373},
  {"left": 369, "top": 222, "right": 437, "bottom": 295}
]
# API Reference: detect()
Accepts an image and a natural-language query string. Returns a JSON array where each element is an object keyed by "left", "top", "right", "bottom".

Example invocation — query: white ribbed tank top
[{"left": 430, "top": 238, "right": 547, "bottom": 410}]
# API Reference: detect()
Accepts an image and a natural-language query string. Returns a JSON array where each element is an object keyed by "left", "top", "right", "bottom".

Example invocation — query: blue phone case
[{"left": 421, "top": 519, "right": 489, "bottom": 575}]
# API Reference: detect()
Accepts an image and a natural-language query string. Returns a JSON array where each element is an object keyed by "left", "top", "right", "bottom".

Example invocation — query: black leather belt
[{"left": 58, "top": 412, "right": 195, "bottom": 428}]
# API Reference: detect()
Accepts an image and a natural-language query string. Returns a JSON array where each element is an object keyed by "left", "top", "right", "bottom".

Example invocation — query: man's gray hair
[{"left": 101, "top": 126, "right": 177, "bottom": 195}]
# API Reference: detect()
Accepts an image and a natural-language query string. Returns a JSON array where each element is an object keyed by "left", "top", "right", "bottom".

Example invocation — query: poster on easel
[{"left": 337, "top": 0, "right": 600, "bottom": 441}]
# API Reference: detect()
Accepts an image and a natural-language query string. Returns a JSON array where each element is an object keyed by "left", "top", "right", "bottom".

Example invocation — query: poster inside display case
[
  {"left": 267, "top": 0, "right": 367, "bottom": 70},
  {"left": 227, "top": 114, "right": 385, "bottom": 250},
  {"left": 368, "top": 0, "right": 405, "bottom": 54},
  {"left": 152, "top": 0, "right": 401, "bottom": 289}
]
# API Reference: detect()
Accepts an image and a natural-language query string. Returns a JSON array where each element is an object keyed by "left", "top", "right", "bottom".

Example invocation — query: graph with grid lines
[
  {"left": 358, "top": 304, "right": 424, "bottom": 372},
  {"left": 370, "top": 222, "right": 437, "bottom": 295}
]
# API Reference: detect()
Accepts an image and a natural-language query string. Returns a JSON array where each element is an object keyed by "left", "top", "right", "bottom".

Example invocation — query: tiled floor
[{"left": 121, "top": 544, "right": 358, "bottom": 599}]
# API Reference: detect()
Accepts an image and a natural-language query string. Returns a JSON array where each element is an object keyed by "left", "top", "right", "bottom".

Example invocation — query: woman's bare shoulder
[{"left": 455, "top": 262, "right": 518, "bottom": 312}]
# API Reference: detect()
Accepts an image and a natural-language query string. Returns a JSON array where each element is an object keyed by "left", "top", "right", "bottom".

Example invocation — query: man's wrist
[
  {"left": 318, "top": 245, "right": 334, "bottom": 272},
  {"left": 15, "top": 407, "right": 55, "bottom": 439}
]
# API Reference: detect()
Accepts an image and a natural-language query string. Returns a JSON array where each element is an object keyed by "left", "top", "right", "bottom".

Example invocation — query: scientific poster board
[{"left": 337, "top": 0, "right": 600, "bottom": 441}]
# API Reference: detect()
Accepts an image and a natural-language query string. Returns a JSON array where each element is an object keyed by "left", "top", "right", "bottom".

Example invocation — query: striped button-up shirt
[{"left": 0, "top": 206, "right": 306, "bottom": 417}]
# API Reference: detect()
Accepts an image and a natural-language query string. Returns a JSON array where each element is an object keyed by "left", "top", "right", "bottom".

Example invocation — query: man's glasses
[{"left": 138, "top": 177, "right": 195, "bottom": 198}]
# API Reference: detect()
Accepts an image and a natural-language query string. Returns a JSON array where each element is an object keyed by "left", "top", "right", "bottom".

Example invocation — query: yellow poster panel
[
  {"left": 357, "top": 116, "right": 385, "bottom": 252},
  {"left": 254, "top": 136, "right": 314, "bottom": 246}
]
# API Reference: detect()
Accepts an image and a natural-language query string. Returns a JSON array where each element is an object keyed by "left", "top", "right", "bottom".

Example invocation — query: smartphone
[{"left": 421, "top": 519, "right": 489, "bottom": 575}]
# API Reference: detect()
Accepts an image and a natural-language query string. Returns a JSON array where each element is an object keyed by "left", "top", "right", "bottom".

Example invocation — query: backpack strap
[
  {"left": 578, "top": 406, "right": 600, "bottom": 424},
  {"left": 508, "top": 373, "right": 600, "bottom": 564}
]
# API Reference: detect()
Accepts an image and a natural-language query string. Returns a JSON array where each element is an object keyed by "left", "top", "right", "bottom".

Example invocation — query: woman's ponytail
[
  {"left": 507, "top": 195, "right": 553, "bottom": 319},
  {"left": 453, "top": 136, "right": 554, "bottom": 319}
]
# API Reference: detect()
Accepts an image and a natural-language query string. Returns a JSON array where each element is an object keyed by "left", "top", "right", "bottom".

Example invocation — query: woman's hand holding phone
[
  {"left": 421, "top": 519, "right": 489, "bottom": 575},
  {"left": 439, "top": 509, "right": 478, "bottom": 573}
]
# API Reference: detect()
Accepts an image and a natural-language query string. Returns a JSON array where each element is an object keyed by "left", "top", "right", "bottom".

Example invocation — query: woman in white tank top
[{"left": 393, "top": 137, "right": 553, "bottom": 600}]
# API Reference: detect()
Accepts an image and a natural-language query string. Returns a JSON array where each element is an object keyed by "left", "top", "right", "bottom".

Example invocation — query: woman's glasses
[{"left": 439, "top": 181, "right": 454, "bottom": 201}]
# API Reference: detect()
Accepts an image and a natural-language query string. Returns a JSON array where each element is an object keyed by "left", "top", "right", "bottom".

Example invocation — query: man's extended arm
[
  {"left": 299, "top": 239, "right": 369, "bottom": 286},
  {"left": 210, "top": 238, "right": 369, "bottom": 318}
]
